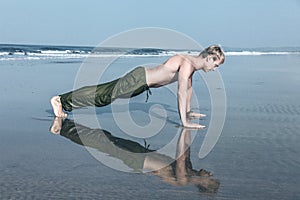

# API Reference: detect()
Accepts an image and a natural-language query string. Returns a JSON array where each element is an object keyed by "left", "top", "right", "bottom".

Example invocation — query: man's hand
[
  {"left": 187, "top": 111, "right": 206, "bottom": 119},
  {"left": 183, "top": 122, "right": 205, "bottom": 129}
]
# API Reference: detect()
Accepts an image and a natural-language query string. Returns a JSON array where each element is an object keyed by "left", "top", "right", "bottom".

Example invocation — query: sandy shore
[{"left": 0, "top": 55, "right": 299, "bottom": 199}]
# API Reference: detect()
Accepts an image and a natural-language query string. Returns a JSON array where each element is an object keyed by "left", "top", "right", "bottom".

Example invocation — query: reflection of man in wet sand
[
  {"left": 50, "top": 46, "right": 225, "bottom": 129},
  {"left": 50, "top": 118, "right": 220, "bottom": 193}
]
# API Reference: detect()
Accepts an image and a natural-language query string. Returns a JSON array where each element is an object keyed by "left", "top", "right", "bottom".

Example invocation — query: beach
[{"left": 0, "top": 46, "right": 299, "bottom": 199}]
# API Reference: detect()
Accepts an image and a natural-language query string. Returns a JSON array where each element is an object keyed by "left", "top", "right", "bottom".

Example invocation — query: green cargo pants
[{"left": 60, "top": 67, "right": 151, "bottom": 112}]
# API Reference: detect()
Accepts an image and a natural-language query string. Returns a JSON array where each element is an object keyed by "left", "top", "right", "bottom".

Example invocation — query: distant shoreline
[{"left": 1, "top": 44, "right": 300, "bottom": 62}]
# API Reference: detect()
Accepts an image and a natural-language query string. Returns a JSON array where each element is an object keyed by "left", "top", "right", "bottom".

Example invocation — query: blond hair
[{"left": 199, "top": 45, "right": 225, "bottom": 62}]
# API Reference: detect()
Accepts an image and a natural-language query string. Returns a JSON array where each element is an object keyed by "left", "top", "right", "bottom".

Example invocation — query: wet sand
[{"left": 0, "top": 55, "right": 299, "bottom": 199}]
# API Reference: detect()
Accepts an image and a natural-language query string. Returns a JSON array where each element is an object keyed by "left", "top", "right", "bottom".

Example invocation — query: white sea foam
[
  {"left": 225, "top": 51, "right": 300, "bottom": 56},
  {"left": 1, "top": 44, "right": 299, "bottom": 62},
  {"left": 0, "top": 52, "right": 9, "bottom": 56}
]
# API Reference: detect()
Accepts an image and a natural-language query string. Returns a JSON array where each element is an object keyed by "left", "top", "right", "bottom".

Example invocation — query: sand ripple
[{"left": 227, "top": 103, "right": 300, "bottom": 171}]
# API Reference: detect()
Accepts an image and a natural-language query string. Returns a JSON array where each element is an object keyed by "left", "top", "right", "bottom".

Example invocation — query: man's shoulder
[
  {"left": 164, "top": 54, "right": 193, "bottom": 67},
  {"left": 168, "top": 54, "right": 188, "bottom": 63},
  {"left": 163, "top": 54, "right": 182, "bottom": 65}
]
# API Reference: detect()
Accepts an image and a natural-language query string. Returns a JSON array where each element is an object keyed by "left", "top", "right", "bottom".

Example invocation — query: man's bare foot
[
  {"left": 50, "top": 96, "right": 68, "bottom": 118},
  {"left": 49, "top": 117, "right": 63, "bottom": 134}
]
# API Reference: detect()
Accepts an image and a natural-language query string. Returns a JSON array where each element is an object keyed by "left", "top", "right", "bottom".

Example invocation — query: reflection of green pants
[
  {"left": 60, "top": 119, "right": 176, "bottom": 172},
  {"left": 60, "top": 119, "right": 153, "bottom": 172},
  {"left": 60, "top": 67, "right": 150, "bottom": 112}
]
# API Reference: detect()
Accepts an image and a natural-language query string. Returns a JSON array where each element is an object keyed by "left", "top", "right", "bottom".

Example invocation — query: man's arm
[
  {"left": 186, "top": 76, "right": 192, "bottom": 113},
  {"left": 177, "top": 65, "right": 205, "bottom": 129},
  {"left": 186, "top": 75, "right": 207, "bottom": 119},
  {"left": 175, "top": 128, "right": 190, "bottom": 185}
]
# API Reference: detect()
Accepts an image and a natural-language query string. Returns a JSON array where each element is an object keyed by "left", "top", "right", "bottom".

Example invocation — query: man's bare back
[{"left": 146, "top": 55, "right": 195, "bottom": 88}]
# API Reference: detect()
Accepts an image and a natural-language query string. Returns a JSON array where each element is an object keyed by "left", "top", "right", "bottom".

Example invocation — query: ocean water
[
  {"left": 0, "top": 44, "right": 299, "bottom": 199},
  {"left": 1, "top": 44, "right": 300, "bottom": 61}
]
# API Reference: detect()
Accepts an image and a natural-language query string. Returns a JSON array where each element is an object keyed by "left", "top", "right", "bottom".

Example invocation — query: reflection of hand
[
  {"left": 183, "top": 122, "right": 205, "bottom": 129},
  {"left": 191, "top": 177, "right": 220, "bottom": 193},
  {"left": 187, "top": 111, "right": 206, "bottom": 119}
]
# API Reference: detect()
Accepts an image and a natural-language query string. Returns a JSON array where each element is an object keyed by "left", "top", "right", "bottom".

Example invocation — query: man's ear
[
  {"left": 206, "top": 56, "right": 211, "bottom": 62},
  {"left": 206, "top": 56, "right": 213, "bottom": 62}
]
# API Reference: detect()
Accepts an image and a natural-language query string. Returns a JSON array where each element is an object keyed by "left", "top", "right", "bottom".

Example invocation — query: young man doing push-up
[{"left": 50, "top": 45, "right": 225, "bottom": 129}]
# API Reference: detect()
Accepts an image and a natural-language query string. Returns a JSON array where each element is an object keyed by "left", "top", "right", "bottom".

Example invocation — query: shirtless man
[{"left": 50, "top": 45, "right": 225, "bottom": 129}]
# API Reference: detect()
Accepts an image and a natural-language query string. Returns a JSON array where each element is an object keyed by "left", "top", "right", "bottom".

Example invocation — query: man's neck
[{"left": 192, "top": 56, "right": 205, "bottom": 71}]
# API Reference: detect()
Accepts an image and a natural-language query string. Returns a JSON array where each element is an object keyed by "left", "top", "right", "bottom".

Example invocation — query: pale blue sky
[{"left": 1, "top": 0, "right": 299, "bottom": 48}]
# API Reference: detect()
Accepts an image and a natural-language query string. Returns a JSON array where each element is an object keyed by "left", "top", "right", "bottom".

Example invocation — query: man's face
[{"left": 204, "top": 56, "right": 223, "bottom": 72}]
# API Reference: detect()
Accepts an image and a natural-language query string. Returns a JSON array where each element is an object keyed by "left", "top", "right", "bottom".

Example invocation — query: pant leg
[
  {"left": 60, "top": 119, "right": 150, "bottom": 172},
  {"left": 59, "top": 78, "right": 119, "bottom": 112},
  {"left": 111, "top": 66, "right": 149, "bottom": 99},
  {"left": 59, "top": 67, "right": 149, "bottom": 112}
]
